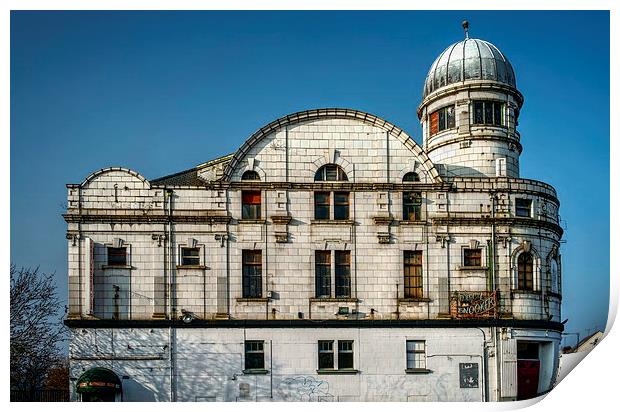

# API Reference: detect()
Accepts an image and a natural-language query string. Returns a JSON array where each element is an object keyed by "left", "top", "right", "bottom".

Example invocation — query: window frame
[
  {"left": 337, "top": 340, "right": 354, "bottom": 370},
  {"left": 429, "top": 105, "right": 456, "bottom": 136},
  {"left": 406, "top": 340, "right": 427, "bottom": 371},
  {"left": 402, "top": 191, "right": 422, "bottom": 221},
  {"left": 180, "top": 246, "right": 201, "bottom": 266},
  {"left": 244, "top": 340, "right": 265, "bottom": 371},
  {"left": 517, "top": 252, "right": 534, "bottom": 291},
  {"left": 335, "top": 251, "right": 351, "bottom": 298},
  {"left": 107, "top": 246, "right": 128, "bottom": 267},
  {"left": 472, "top": 100, "right": 505, "bottom": 126},
  {"left": 241, "top": 190, "right": 262, "bottom": 220},
  {"left": 318, "top": 340, "right": 334, "bottom": 370},
  {"left": 515, "top": 198, "right": 532, "bottom": 218},
  {"left": 315, "top": 251, "right": 332, "bottom": 298},
  {"left": 333, "top": 191, "right": 350, "bottom": 220},
  {"left": 463, "top": 248, "right": 482, "bottom": 267},
  {"left": 242, "top": 250, "right": 263, "bottom": 298},
  {"left": 404, "top": 251, "right": 423, "bottom": 299}
]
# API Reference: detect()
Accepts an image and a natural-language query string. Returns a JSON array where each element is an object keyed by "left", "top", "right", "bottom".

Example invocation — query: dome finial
[{"left": 462, "top": 20, "right": 469, "bottom": 39}]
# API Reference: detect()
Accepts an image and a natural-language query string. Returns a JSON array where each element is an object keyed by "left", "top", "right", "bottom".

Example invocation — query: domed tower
[{"left": 417, "top": 22, "right": 523, "bottom": 178}]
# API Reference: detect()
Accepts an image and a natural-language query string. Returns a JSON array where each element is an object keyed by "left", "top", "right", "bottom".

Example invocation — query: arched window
[
  {"left": 550, "top": 259, "right": 559, "bottom": 294},
  {"left": 314, "top": 164, "right": 349, "bottom": 220},
  {"left": 402, "top": 173, "right": 421, "bottom": 221},
  {"left": 517, "top": 252, "right": 534, "bottom": 290},
  {"left": 402, "top": 172, "right": 420, "bottom": 182},
  {"left": 241, "top": 170, "right": 261, "bottom": 220},
  {"left": 242, "top": 170, "right": 260, "bottom": 181},
  {"left": 315, "top": 164, "right": 348, "bottom": 181}
]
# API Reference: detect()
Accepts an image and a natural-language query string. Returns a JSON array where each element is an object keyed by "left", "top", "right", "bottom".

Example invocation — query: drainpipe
[
  {"left": 475, "top": 327, "right": 490, "bottom": 402},
  {"left": 490, "top": 192, "right": 497, "bottom": 292},
  {"left": 166, "top": 188, "right": 177, "bottom": 402}
]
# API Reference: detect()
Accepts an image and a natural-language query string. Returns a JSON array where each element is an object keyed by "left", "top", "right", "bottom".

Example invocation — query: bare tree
[{"left": 10, "top": 265, "right": 66, "bottom": 391}]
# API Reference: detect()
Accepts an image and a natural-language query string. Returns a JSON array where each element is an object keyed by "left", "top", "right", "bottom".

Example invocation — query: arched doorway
[{"left": 76, "top": 367, "right": 122, "bottom": 402}]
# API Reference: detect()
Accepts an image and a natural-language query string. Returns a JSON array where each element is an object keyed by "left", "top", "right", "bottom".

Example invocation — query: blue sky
[{"left": 10, "top": 10, "right": 610, "bottom": 344}]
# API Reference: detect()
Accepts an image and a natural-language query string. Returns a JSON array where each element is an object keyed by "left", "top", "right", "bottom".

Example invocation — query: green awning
[{"left": 76, "top": 367, "right": 122, "bottom": 393}]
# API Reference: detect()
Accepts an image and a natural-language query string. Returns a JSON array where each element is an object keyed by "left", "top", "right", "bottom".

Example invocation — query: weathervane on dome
[{"left": 462, "top": 20, "right": 469, "bottom": 39}]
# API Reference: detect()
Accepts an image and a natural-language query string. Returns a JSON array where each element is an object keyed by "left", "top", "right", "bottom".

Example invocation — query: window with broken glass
[
  {"left": 403, "top": 192, "right": 422, "bottom": 221},
  {"left": 515, "top": 198, "right": 532, "bottom": 217}
]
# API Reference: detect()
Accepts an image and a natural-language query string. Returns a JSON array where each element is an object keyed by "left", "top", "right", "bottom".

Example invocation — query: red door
[{"left": 517, "top": 360, "right": 540, "bottom": 400}]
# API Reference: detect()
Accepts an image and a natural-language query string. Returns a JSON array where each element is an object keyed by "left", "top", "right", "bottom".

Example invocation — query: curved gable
[
  {"left": 81, "top": 167, "right": 151, "bottom": 189},
  {"left": 223, "top": 108, "right": 442, "bottom": 183}
]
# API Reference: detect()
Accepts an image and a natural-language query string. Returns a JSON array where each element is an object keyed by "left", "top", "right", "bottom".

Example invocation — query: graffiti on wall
[{"left": 278, "top": 376, "right": 333, "bottom": 401}]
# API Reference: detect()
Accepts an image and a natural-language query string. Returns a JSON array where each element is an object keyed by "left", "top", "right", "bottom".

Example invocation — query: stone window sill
[
  {"left": 176, "top": 265, "right": 207, "bottom": 270},
  {"left": 236, "top": 297, "right": 269, "bottom": 303},
  {"left": 316, "top": 369, "right": 359, "bottom": 375},
  {"left": 511, "top": 289, "right": 541, "bottom": 295},
  {"left": 398, "top": 220, "right": 426, "bottom": 226},
  {"left": 405, "top": 368, "right": 432, "bottom": 374},
  {"left": 398, "top": 297, "right": 432, "bottom": 303},
  {"left": 102, "top": 265, "right": 133, "bottom": 270},
  {"left": 310, "top": 219, "right": 355, "bottom": 225},
  {"left": 243, "top": 369, "right": 269, "bottom": 375},
  {"left": 238, "top": 219, "right": 267, "bottom": 224},
  {"left": 458, "top": 266, "right": 488, "bottom": 271},
  {"left": 310, "top": 297, "right": 359, "bottom": 303}
]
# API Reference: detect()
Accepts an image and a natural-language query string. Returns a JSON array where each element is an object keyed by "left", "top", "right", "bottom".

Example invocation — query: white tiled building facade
[{"left": 65, "top": 35, "right": 563, "bottom": 402}]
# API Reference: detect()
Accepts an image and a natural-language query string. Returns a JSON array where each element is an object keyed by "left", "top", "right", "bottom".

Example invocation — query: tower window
[
  {"left": 473, "top": 100, "right": 504, "bottom": 126},
  {"left": 515, "top": 198, "right": 532, "bottom": 217},
  {"left": 517, "top": 252, "right": 534, "bottom": 291},
  {"left": 429, "top": 105, "right": 455, "bottom": 136}
]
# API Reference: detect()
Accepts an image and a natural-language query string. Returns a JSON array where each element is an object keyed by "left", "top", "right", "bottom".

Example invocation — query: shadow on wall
[{"left": 121, "top": 379, "right": 157, "bottom": 402}]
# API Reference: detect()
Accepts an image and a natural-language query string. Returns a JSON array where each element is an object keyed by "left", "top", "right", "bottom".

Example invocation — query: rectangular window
[
  {"left": 335, "top": 251, "right": 351, "bottom": 298},
  {"left": 314, "top": 192, "right": 330, "bottom": 220},
  {"left": 338, "top": 340, "right": 354, "bottom": 369},
  {"left": 472, "top": 100, "right": 505, "bottom": 126},
  {"left": 334, "top": 192, "right": 350, "bottom": 220},
  {"left": 403, "top": 192, "right": 422, "bottom": 221},
  {"left": 242, "top": 250, "right": 262, "bottom": 298},
  {"left": 242, "top": 191, "right": 261, "bottom": 220},
  {"left": 463, "top": 248, "right": 482, "bottom": 267},
  {"left": 404, "top": 251, "right": 423, "bottom": 298},
  {"left": 244, "top": 340, "right": 265, "bottom": 370},
  {"left": 318, "top": 340, "right": 334, "bottom": 369},
  {"left": 315, "top": 251, "right": 331, "bottom": 298},
  {"left": 181, "top": 247, "right": 200, "bottom": 266},
  {"left": 107, "top": 247, "right": 127, "bottom": 266},
  {"left": 515, "top": 198, "right": 532, "bottom": 217},
  {"left": 430, "top": 106, "right": 455, "bottom": 136},
  {"left": 406, "top": 340, "right": 426, "bottom": 370}
]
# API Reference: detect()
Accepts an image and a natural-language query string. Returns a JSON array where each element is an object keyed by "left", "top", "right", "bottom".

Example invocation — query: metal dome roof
[{"left": 423, "top": 38, "right": 516, "bottom": 99}]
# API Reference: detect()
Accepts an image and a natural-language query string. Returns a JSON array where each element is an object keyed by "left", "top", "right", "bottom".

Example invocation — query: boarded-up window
[
  {"left": 463, "top": 248, "right": 482, "bottom": 267},
  {"left": 404, "top": 251, "right": 423, "bottom": 298},
  {"left": 430, "top": 111, "right": 439, "bottom": 135}
]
